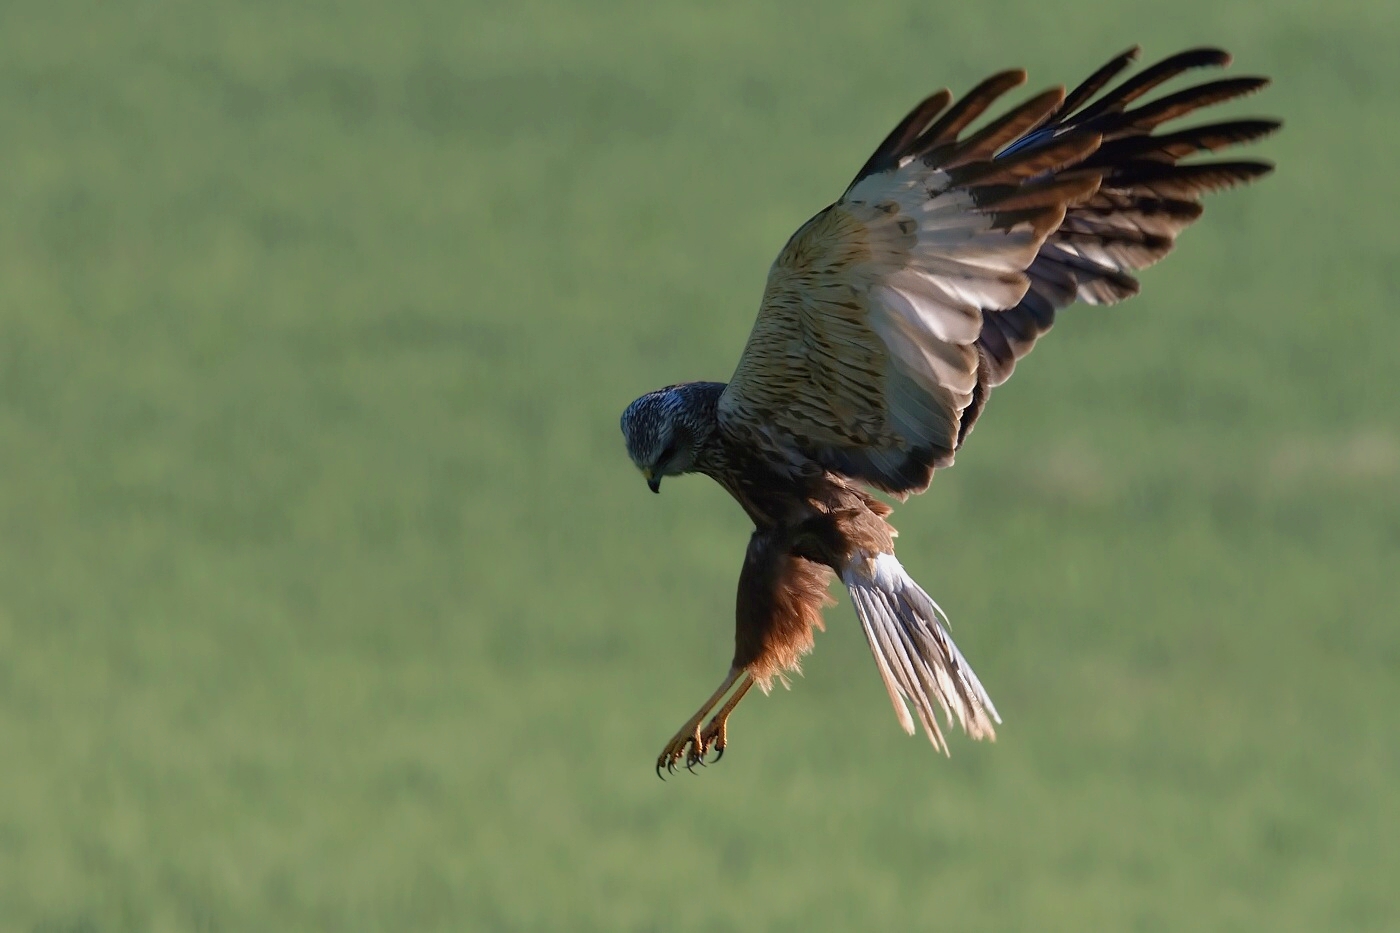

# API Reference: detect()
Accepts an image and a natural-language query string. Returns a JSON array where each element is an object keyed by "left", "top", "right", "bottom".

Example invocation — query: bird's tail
[{"left": 842, "top": 549, "right": 999, "bottom": 753}]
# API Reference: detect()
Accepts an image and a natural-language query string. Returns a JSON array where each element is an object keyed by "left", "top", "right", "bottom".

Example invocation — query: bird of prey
[{"left": 621, "top": 46, "right": 1276, "bottom": 775}]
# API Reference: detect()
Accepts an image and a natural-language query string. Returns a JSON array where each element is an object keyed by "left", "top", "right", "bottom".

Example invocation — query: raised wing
[
  {"left": 964, "top": 47, "right": 1278, "bottom": 440},
  {"left": 719, "top": 70, "right": 1104, "bottom": 496},
  {"left": 718, "top": 48, "right": 1275, "bottom": 496}
]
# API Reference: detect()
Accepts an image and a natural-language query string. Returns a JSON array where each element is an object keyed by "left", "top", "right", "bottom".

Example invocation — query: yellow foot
[
  {"left": 655, "top": 723, "right": 715, "bottom": 776},
  {"left": 655, "top": 671, "right": 754, "bottom": 778},
  {"left": 697, "top": 714, "right": 729, "bottom": 763}
]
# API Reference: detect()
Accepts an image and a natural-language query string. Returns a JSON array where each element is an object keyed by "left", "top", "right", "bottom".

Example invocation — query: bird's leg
[
  {"left": 656, "top": 666, "right": 744, "bottom": 777},
  {"left": 695, "top": 673, "right": 754, "bottom": 765}
]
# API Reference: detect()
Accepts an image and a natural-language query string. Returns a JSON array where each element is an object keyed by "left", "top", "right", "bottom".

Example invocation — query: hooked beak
[{"left": 643, "top": 468, "right": 661, "bottom": 494}]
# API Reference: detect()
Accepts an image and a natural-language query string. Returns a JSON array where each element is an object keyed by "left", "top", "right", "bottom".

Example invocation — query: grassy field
[{"left": 0, "top": 0, "right": 1396, "bottom": 929}]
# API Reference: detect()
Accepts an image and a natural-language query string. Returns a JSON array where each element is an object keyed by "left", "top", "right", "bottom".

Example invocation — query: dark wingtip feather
[
  {"left": 1108, "top": 159, "right": 1275, "bottom": 198},
  {"left": 1118, "top": 76, "right": 1272, "bottom": 134},
  {"left": 1061, "top": 45, "right": 1141, "bottom": 114},
  {"left": 942, "top": 86, "right": 1066, "bottom": 168},
  {"left": 1086, "top": 118, "right": 1281, "bottom": 166},
  {"left": 1075, "top": 46, "right": 1236, "bottom": 122},
  {"left": 911, "top": 68, "right": 1028, "bottom": 156},
  {"left": 848, "top": 89, "right": 954, "bottom": 189}
]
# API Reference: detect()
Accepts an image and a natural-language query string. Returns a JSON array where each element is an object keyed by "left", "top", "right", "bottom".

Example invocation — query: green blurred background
[{"left": 1, "top": 0, "right": 1396, "bottom": 929}]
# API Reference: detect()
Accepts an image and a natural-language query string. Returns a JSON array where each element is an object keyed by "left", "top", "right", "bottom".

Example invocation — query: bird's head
[{"left": 620, "top": 383, "right": 723, "bottom": 493}]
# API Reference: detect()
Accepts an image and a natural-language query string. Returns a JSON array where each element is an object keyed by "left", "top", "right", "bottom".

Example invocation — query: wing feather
[
  {"left": 719, "top": 48, "right": 1276, "bottom": 495},
  {"left": 972, "top": 52, "right": 1278, "bottom": 397}
]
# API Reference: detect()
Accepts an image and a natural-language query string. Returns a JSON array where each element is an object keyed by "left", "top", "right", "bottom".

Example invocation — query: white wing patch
[{"left": 832, "top": 164, "right": 1051, "bottom": 463}]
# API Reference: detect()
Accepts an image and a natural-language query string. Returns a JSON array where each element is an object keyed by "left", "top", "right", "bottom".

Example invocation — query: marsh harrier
[{"left": 621, "top": 47, "right": 1276, "bottom": 775}]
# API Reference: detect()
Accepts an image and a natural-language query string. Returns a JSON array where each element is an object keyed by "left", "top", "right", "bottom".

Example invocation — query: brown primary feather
[
  {"left": 947, "top": 131, "right": 1102, "bottom": 187},
  {"left": 1087, "top": 119, "right": 1280, "bottom": 164},
  {"left": 1114, "top": 78, "right": 1270, "bottom": 135},
  {"left": 939, "top": 87, "right": 1065, "bottom": 168},
  {"left": 1107, "top": 160, "right": 1274, "bottom": 198},
  {"left": 1074, "top": 47, "right": 1233, "bottom": 121},
  {"left": 847, "top": 88, "right": 953, "bottom": 189},
  {"left": 912, "top": 69, "right": 1027, "bottom": 155},
  {"left": 1060, "top": 46, "right": 1141, "bottom": 114}
]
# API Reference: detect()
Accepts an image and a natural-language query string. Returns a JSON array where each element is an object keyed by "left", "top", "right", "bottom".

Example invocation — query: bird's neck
[
  {"left": 670, "top": 381, "right": 726, "bottom": 474},
  {"left": 671, "top": 380, "right": 726, "bottom": 421},
  {"left": 676, "top": 382, "right": 796, "bottom": 527}
]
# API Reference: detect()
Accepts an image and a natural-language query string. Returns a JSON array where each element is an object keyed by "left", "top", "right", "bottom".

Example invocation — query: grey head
[{"left": 620, "top": 381, "right": 725, "bottom": 493}]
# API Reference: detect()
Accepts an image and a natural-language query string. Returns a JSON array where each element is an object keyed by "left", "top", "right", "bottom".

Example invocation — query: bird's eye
[{"left": 656, "top": 441, "right": 679, "bottom": 467}]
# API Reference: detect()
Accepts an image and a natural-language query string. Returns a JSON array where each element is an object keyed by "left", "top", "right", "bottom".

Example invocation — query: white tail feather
[{"left": 842, "top": 550, "right": 999, "bottom": 754}]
